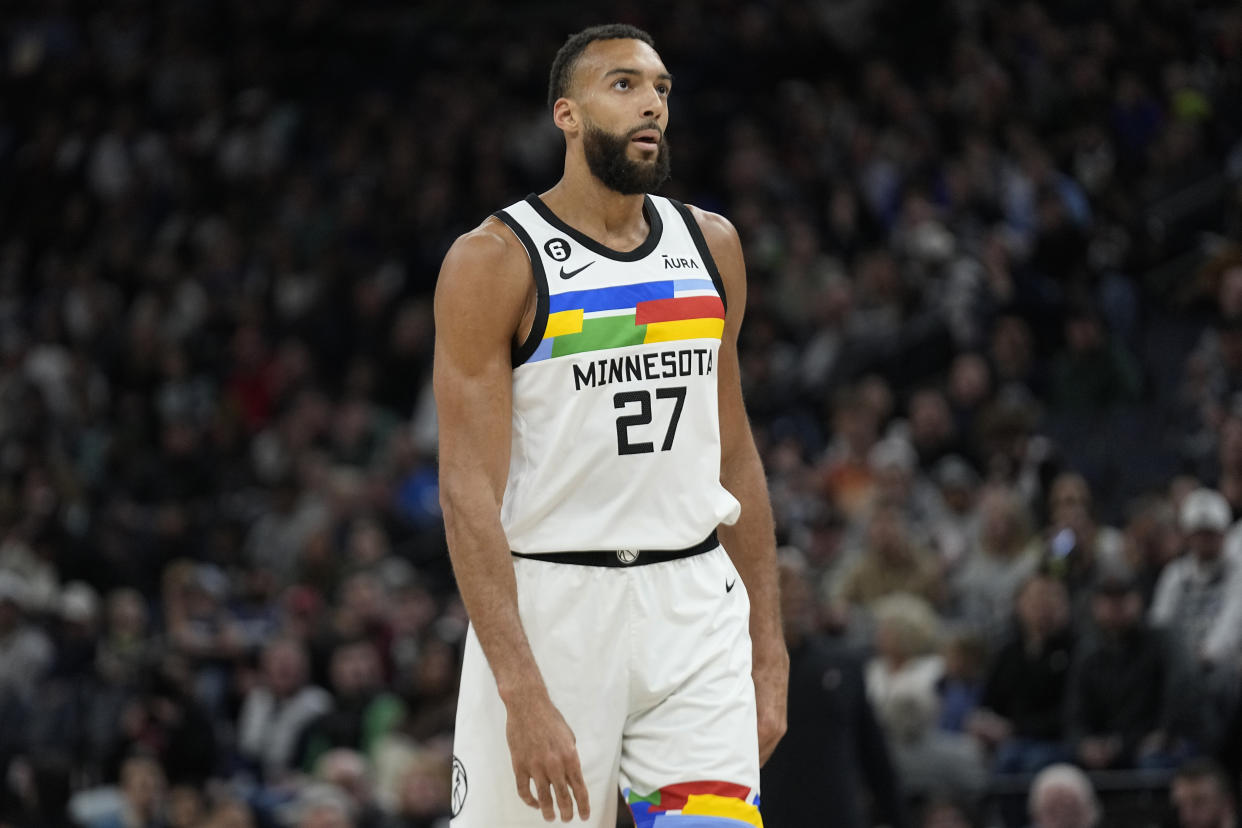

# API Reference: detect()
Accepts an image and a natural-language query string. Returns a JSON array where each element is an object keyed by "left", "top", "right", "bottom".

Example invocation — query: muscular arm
[
  {"left": 435, "top": 220, "right": 542, "bottom": 700},
  {"left": 691, "top": 205, "right": 789, "bottom": 764},
  {"left": 434, "top": 221, "right": 590, "bottom": 820}
]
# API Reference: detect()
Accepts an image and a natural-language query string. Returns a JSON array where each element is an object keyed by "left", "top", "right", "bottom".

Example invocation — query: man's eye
[
  {"left": 613, "top": 79, "right": 629, "bottom": 90},
  {"left": 657, "top": 85, "right": 669, "bottom": 96}
]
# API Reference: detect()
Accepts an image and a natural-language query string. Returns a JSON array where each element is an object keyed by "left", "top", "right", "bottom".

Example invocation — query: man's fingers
[
  {"left": 536, "top": 775, "right": 556, "bottom": 822},
  {"left": 553, "top": 778, "right": 575, "bottom": 822},
  {"left": 515, "top": 770, "right": 539, "bottom": 809},
  {"left": 568, "top": 759, "right": 592, "bottom": 820}
]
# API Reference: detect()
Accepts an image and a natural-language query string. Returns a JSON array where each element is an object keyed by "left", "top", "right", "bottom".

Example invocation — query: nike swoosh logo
[
  {"left": 726, "top": 579, "right": 736, "bottom": 593},
  {"left": 559, "top": 261, "right": 594, "bottom": 279}
]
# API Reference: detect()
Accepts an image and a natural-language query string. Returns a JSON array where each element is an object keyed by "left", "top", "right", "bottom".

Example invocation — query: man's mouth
[{"left": 630, "top": 128, "right": 661, "bottom": 148}]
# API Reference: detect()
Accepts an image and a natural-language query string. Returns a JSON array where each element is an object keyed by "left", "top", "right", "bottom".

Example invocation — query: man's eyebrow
[{"left": 603, "top": 68, "right": 675, "bottom": 82}]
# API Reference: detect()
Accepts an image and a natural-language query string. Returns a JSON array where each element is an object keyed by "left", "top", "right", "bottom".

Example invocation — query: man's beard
[{"left": 583, "top": 120, "right": 671, "bottom": 195}]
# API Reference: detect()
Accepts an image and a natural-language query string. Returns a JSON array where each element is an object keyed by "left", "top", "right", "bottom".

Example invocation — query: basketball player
[{"left": 435, "top": 24, "right": 788, "bottom": 827}]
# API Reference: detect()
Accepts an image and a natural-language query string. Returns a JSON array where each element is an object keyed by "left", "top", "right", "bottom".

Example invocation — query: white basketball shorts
[{"left": 450, "top": 543, "right": 762, "bottom": 827}]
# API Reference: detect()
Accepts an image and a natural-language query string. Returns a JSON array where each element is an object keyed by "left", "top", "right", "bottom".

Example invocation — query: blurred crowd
[{"left": 1, "top": 0, "right": 1242, "bottom": 827}]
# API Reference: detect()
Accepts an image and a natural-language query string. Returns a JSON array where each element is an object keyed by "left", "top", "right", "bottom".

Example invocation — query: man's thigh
[
  {"left": 451, "top": 562, "right": 630, "bottom": 828},
  {"left": 620, "top": 547, "right": 763, "bottom": 827}
]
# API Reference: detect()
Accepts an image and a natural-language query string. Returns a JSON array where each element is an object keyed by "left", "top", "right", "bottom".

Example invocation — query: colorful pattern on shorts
[{"left": 625, "top": 781, "right": 762, "bottom": 827}]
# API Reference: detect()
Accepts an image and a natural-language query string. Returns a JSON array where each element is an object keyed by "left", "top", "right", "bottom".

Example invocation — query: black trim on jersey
[
  {"left": 494, "top": 209, "right": 550, "bottom": 367},
  {"left": 668, "top": 198, "right": 727, "bottom": 312},
  {"left": 524, "top": 194, "right": 663, "bottom": 262}
]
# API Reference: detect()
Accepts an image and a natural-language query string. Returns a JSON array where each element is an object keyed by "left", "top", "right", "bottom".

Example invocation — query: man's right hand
[{"left": 505, "top": 687, "right": 592, "bottom": 823}]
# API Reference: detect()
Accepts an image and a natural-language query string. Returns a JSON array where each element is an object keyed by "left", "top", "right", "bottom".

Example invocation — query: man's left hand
[{"left": 753, "top": 645, "right": 789, "bottom": 766}]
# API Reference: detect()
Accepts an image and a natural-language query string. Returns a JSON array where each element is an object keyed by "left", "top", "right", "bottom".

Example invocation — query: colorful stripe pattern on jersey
[
  {"left": 625, "top": 782, "right": 763, "bottom": 827},
  {"left": 530, "top": 279, "right": 725, "bottom": 362}
]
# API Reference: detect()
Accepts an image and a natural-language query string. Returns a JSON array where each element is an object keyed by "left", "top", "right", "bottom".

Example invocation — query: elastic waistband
[{"left": 511, "top": 530, "right": 719, "bottom": 568}]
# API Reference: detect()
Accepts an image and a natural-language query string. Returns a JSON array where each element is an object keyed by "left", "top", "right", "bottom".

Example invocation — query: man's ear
[{"left": 553, "top": 98, "right": 578, "bottom": 135}]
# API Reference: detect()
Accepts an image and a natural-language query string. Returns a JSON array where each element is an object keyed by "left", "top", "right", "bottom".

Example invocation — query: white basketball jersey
[{"left": 493, "top": 194, "right": 741, "bottom": 554}]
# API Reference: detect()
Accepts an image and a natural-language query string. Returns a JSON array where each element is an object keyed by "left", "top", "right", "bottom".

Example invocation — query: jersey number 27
[{"left": 613, "top": 386, "right": 686, "bottom": 455}]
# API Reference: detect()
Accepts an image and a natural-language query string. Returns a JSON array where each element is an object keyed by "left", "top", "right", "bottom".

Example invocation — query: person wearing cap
[
  {"left": 1150, "top": 487, "right": 1242, "bottom": 750},
  {"left": 1151, "top": 488, "right": 1242, "bottom": 672}
]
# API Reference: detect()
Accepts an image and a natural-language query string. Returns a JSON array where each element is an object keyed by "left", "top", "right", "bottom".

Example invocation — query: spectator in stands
[
  {"left": 314, "top": 749, "right": 383, "bottom": 828},
  {"left": 110, "top": 656, "right": 219, "bottom": 786},
  {"left": 166, "top": 784, "right": 206, "bottom": 828},
  {"left": 376, "top": 749, "right": 452, "bottom": 828},
  {"left": 1151, "top": 487, "right": 1242, "bottom": 745},
  {"left": 820, "top": 387, "right": 882, "bottom": 522},
  {"left": 96, "top": 588, "right": 157, "bottom": 690},
  {"left": 928, "top": 455, "right": 981, "bottom": 574},
  {"left": 919, "top": 797, "right": 975, "bottom": 828},
  {"left": 877, "top": 681, "right": 988, "bottom": 813},
  {"left": 1043, "top": 473, "right": 1131, "bottom": 625},
  {"left": 990, "top": 315, "right": 1046, "bottom": 399},
  {"left": 952, "top": 484, "right": 1041, "bottom": 646},
  {"left": 1171, "top": 759, "right": 1237, "bottom": 828},
  {"left": 238, "top": 637, "right": 333, "bottom": 782},
  {"left": 1, "top": 755, "right": 77, "bottom": 828},
  {"left": 971, "top": 572, "right": 1074, "bottom": 774},
  {"left": 908, "top": 388, "right": 966, "bottom": 472},
  {"left": 0, "top": 573, "right": 52, "bottom": 703},
  {"left": 301, "top": 638, "right": 404, "bottom": 771},
  {"left": 1049, "top": 304, "right": 1143, "bottom": 413},
  {"left": 1122, "top": 493, "right": 1182, "bottom": 605},
  {"left": 1152, "top": 489, "right": 1242, "bottom": 663},
  {"left": 295, "top": 785, "right": 356, "bottom": 828},
  {"left": 51, "top": 580, "right": 101, "bottom": 678},
  {"left": 202, "top": 799, "right": 257, "bottom": 828},
  {"left": 1065, "top": 575, "right": 1188, "bottom": 770},
  {"left": 1152, "top": 489, "right": 1242, "bottom": 665},
  {"left": 87, "top": 754, "right": 167, "bottom": 828},
  {"left": 832, "top": 506, "right": 943, "bottom": 613},
  {"left": 1028, "top": 763, "right": 1100, "bottom": 828},
  {"left": 974, "top": 390, "right": 1057, "bottom": 512},
  {"left": 869, "top": 435, "right": 944, "bottom": 542},
  {"left": 396, "top": 635, "right": 459, "bottom": 743},
  {"left": 937, "top": 632, "right": 987, "bottom": 734},
  {"left": 762, "top": 551, "right": 905, "bottom": 828},
  {"left": 866, "top": 593, "right": 945, "bottom": 714}
]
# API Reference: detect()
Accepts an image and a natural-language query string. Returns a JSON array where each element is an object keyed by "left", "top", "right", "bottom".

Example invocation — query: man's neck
[{"left": 540, "top": 158, "right": 650, "bottom": 250}]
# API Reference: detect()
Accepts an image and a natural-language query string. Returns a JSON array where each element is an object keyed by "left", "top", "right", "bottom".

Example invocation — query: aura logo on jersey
[
  {"left": 663, "top": 255, "right": 701, "bottom": 269},
  {"left": 625, "top": 781, "right": 763, "bottom": 827},
  {"left": 527, "top": 278, "right": 725, "bottom": 364}
]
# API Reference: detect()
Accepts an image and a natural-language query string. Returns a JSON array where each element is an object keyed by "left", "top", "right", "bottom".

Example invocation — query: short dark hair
[{"left": 547, "top": 24, "right": 656, "bottom": 111}]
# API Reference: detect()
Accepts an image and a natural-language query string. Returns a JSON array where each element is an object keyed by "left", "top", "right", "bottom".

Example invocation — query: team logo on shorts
[
  {"left": 617, "top": 549, "right": 639, "bottom": 564},
  {"left": 451, "top": 755, "right": 468, "bottom": 816}
]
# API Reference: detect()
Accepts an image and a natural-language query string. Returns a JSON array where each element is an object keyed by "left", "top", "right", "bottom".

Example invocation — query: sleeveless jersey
[{"left": 493, "top": 193, "right": 742, "bottom": 554}]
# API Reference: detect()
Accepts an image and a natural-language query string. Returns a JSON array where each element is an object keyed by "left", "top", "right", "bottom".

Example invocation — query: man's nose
[{"left": 640, "top": 85, "right": 665, "bottom": 121}]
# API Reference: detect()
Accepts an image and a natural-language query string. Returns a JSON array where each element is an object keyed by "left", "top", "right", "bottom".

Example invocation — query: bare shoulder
[
  {"left": 684, "top": 205, "right": 743, "bottom": 257},
  {"left": 435, "top": 216, "right": 532, "bottom": 336},
  {"left": 438, "top": 216, "right": 529, "bottom": 294},
  {"left": 683, "top": 204, "right": 746, "bottom": 310}
]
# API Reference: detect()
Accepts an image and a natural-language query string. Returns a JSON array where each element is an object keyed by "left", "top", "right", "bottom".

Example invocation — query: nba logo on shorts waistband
[{"left": 617, "top": 549, "right": 640, "bottom": 564}]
